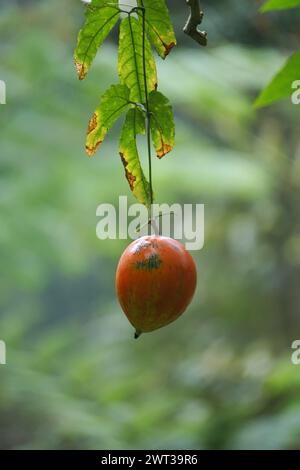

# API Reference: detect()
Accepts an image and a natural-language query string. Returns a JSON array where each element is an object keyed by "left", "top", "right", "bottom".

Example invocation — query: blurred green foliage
[
  {"left": 1, "top": 0, "right": 300, "bottom": 450},
  {"left": 256, "top": 0, "right": 300, "bottom": 107}
]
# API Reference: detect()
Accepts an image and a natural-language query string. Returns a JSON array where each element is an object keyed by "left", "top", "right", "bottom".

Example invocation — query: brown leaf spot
[
  {"left": 163, "top": 41, "right": 176, "bottom": 59},
  {"left": 74, "top": 59, "right": 86, "bottom": 80},
  {"left": 87, "top": 113, "right": 98, "bottom": 134},
  {"left": 157, "top": 143, "right": 172, "bottom": 159},
  {"left": 85, "top": 113, "right": 101, "bottom": 156},
  {"left": 120, "top": 153, "right": 136, "bottom": 190},
  {"left": 86, "top": 140, "right": 102, "bottom": 157}
]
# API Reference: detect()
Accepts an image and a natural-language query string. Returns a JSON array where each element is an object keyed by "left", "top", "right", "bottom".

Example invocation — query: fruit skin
[{"left": 116, "top": 235, "right": 197, "bottom": 336}]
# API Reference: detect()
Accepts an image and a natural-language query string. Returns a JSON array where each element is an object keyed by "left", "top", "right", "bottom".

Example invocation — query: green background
[{"left": 1, "top": 0, "right": 300, "bottom": 449}]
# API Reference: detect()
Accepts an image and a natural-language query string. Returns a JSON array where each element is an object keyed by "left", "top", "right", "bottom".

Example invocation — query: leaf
[
  {"left": 74, "top": 0, "right": 120, "bottom": 80},
  {"left": 86, "top": 84, "right": 130, "bottom": 156},
  {"left": 260, "top": 0, "right": 300, "bottom": 12},
  {"left": 149, "top": 91, "right": 175, "bottom": 158},
  {"left": 137, "top": 0, "right": 176, "bottom": 59},
  {"left": 119, "top": 108, "right": 151, "bottom": 207},
  {"left": 118, "top": 16, "right": 157, "bottom": 104},
  {"left": 254, "top": 50, "right": 300, "bottom": 108}
]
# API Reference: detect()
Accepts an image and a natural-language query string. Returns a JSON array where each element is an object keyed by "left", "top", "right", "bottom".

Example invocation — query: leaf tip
[
  {"left": 86, "top": 140, "right": 103, "bottom": 157},
  {"left": 253, "top": 92, "right": 270, "bottom": 109},
  {"left": 253, "top": 100, "right": 263, "bottom": 110},
  {"left": 162, "top": 41, "right": 176, "bottom": 59},
  {"left": 157, "top": 143, "right": 173, "bottom": 159}
]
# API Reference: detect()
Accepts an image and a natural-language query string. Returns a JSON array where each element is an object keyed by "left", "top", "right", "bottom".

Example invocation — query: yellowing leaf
[
  {"left": 119, "top": 108, "right": 151, "bottom": 207},
  {"left": 118, "top": 16, "right": 157, "bottom": 103},
  {"left": 149, "top": 91, "right": 175, "bottom": 158},
  {"left": 74, "top": 0, "right": 120, "bottom": 80},
  {"left": 138, "top": 0, "right": 176, "bottom": 59},
  {"left": 86, "top": 84, "right": 130, "bottom": 156}
]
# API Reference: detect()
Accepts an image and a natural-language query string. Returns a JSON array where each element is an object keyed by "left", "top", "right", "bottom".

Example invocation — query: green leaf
[
  {"left": 254, "top": 50, "right": 300, "bottom": 108},
  {"left": 137, "top": 0, "right": 176, "bottom": 59},
  {"left": 149, "top": 91, "right": 175, "bottom": 158},
  {"left": 86, "top": 84, "right": 130, "bottom": 156},
  {"left": 119, "top": 108, "right": 151, "bottom": 207},
  {"left": 260, "top": 0, "right": 300, "bottom": 12},
  {"left": 74, "top": 0, "right": 120, "bottom": 80},
  {"left": 118, "top": 16, "right": 157, "bottom": 103}
]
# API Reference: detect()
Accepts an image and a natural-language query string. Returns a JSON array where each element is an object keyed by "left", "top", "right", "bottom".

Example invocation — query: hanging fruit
[{"left": 116, "top": 235, "right": 197, "bottom": 338}]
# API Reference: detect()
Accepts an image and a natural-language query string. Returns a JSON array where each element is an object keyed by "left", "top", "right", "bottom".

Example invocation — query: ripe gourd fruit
[{"left": 116, "top": 235, "right": 197, "bottom": 338}]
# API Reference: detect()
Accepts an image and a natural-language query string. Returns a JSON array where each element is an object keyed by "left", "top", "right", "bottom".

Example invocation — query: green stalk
[{"left": 140, "top": 0, "right": 154, "bottom": 217}]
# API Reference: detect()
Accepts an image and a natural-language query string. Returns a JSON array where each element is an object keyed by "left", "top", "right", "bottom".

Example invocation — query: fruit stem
[
  {"left": 150, "top": 217, "right": 159, "bottom": 236},
  {"left": 134, "top": 330, "right": 142, "bottom": 339}
]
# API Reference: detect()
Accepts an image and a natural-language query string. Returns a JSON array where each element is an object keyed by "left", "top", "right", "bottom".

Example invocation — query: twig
[{"left": 183, "top": 0, "right": 207, "bottom": 46}]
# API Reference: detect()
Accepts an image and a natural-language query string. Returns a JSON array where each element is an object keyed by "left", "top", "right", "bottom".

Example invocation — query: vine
[
  {"left": 140, "top": 1, "right": 153, "bottom": 211},
  {"left": 74, "top": 0, "right": 207, "bottom": 221}
]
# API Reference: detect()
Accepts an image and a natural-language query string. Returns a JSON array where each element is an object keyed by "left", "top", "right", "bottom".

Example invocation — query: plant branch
[{"left": 183, "top": 0, "right": 207, "bottom": 46}]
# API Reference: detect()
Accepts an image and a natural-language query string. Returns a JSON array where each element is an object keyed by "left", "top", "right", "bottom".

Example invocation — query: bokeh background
[{"left": 1, "top": 0, "right": 300, "bottom": 450}]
